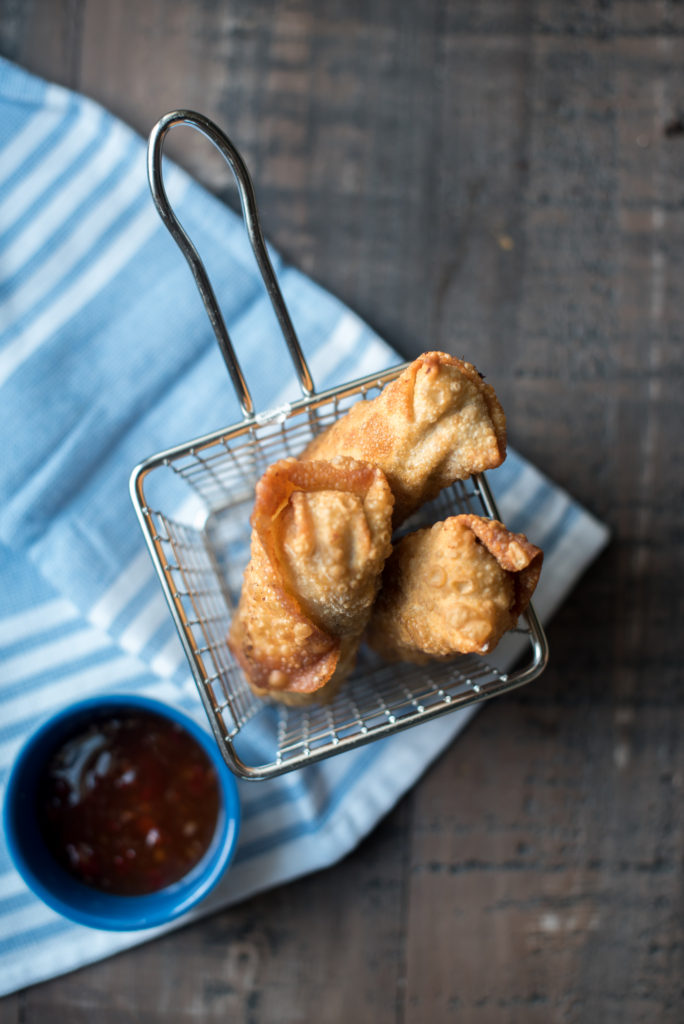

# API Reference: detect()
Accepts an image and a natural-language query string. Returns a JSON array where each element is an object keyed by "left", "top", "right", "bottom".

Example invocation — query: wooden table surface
[{"left": 1, "top": 2, "right": 682, "bottom": 1021}]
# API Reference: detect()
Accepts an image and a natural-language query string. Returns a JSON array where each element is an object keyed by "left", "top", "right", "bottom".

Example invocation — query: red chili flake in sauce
[{"left": 36, "top": 711, "right": 220, "bottom": 895}]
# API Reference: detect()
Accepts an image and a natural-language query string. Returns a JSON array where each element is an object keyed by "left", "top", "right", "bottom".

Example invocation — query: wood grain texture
[{"left": 1, "top": 0, "right": 683, "bottom": 1020}]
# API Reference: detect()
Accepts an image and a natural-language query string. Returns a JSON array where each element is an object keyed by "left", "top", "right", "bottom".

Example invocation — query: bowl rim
[{"left": 3, "top": 693, "right": 241, "bottom": 931}]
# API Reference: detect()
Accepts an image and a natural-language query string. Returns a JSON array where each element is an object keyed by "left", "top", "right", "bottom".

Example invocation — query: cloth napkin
[{"left": 0, "top": 57, "right": 609, "bottom": 995}]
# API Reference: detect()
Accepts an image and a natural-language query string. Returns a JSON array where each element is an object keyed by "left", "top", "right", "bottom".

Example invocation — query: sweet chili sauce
[{"left": 36, "top": 710, "right": 220, "bottom": 896}]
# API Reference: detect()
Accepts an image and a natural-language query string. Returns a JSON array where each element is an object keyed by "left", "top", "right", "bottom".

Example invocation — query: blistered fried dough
[
  {"left": 303, "top": 352, "right": 507, "bottom": 525},
  {"left": 227, "top": 457, "right": 393, "bottom": 705},
  {"left": 366, "top": 514, "right": 542, "bottom": 662}
]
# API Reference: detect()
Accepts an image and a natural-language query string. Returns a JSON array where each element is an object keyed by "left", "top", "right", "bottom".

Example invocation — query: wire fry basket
[{"left": 130, "top": 111, "right": 549, "bottom": 780}]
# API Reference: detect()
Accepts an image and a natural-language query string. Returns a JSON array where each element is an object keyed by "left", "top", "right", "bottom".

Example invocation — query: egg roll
[
  {"left": 366, "top": 514, "right": 542, "bottom": 661},
  {"left": 303, "top": 352, "right": 507, "bottom": 525},
  {"left": 228, "top": 457, "right": 394, "bottom": 705}
]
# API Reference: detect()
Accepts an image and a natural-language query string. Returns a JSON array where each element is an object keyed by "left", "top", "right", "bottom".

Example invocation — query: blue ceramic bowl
[{"left": 3, "top": 694, "right": 240, "bottom": 931}]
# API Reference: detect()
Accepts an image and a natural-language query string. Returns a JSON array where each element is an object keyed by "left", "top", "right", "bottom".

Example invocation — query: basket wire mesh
[{"left": 130, "top": 111, "right": 548, "bottom": 780}]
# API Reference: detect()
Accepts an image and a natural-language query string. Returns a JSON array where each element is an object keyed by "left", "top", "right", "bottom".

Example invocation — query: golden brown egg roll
[
  {"left": 303, "top": 352, "right": 507, "bottom": 525},
  {"left": 227, "top": 457, "right": 394, "bottom": 705},
  {"left": 366, "top": 514, "right": 542, "bottom": 662}
]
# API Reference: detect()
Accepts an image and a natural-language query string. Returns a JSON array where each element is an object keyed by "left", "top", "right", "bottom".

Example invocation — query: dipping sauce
[{"left": 36, "top": 710, "right": 220, "bottom": 896}]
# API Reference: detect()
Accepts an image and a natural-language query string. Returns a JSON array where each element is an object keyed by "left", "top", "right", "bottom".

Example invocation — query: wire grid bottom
[{"left": 134, "top": 367, "right": 546, "bottom": 779}]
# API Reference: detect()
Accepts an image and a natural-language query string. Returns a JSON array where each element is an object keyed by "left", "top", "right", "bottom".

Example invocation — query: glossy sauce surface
[{"left": 36, "top": 711, "right": 220, "bottom": 895}]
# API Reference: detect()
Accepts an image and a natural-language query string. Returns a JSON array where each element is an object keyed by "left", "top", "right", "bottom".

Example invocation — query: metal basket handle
[{"left": 147, "top": 110, "right": 315, "bottom": 418}]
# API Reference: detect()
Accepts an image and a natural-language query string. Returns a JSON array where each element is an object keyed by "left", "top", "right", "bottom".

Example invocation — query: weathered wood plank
[
  {"left": 0, "top": 994, "right": 20, "bottom": 1024},
  {"left": 0, "top": 0, "right": 84, "bottom": 89},
  {"left": 404, "top": 686, "right": 684, "bottom": 1021},
  {"left": 0, "top": 0, "right": 682, "bottom": 1020}
]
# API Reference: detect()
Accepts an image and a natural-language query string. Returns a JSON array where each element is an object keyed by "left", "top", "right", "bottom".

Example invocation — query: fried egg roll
[
  {"left": 303, "top": 352, "right": 507, "bottom": 525},
  {"left": 366, "top": 514, "right": 542, "bottom": 661},
  {"left": 228, "top": 457, "right": 394, "bottom": 705}
]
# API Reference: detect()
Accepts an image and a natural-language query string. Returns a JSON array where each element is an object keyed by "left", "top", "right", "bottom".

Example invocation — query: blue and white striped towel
[{"left": 0, "top": 57, "right": 609, "bottom": 995}]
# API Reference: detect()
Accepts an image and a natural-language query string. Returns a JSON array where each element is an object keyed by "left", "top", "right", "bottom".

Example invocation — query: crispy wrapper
[
  {"left": 228, "top": 457, "right": 394, "bottom": 705},
  {"left": 366, "top": 514, "right": 542, "bottom": 662},
  {"left": 303, "top": 352, "right": 507, "bottom": 525}
]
